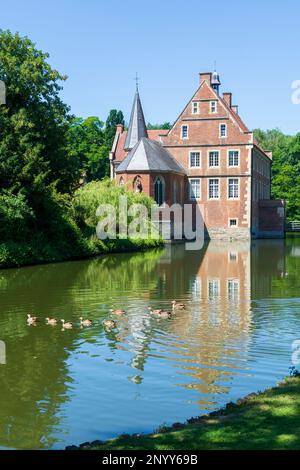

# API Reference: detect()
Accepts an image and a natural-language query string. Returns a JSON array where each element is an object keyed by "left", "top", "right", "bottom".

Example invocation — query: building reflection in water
[
  {"left": 0, "top": 238, "right": 289, "bottom": 448},
  {"left": 119, "top": 240, "right": 286, "bottom": 402}
]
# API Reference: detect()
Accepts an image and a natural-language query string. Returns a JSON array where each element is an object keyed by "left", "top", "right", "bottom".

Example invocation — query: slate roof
[
  {"left": 116, "top": 138, "right": 186, "bottom": 174},
  {"left": 114, "top": 129, "right": 168, "bottom": 162},
  {"left": 124, "top": 90, "right": 148, "bottom": 150}
]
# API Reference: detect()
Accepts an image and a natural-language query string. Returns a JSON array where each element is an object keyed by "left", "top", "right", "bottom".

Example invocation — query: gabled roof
[
  {"left": 116, "top": 138, "right": 186, "bottom": 174},
  {"left": 124, "top": 90, "right": 148, "bottom": 150}
]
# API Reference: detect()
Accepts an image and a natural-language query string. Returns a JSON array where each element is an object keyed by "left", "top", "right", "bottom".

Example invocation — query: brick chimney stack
[
  {"left": 199, "top": 72, "right": 212, "bottom": 85},
  {"left": 223, "top": 92, "right": 232, "bottom": 108}
]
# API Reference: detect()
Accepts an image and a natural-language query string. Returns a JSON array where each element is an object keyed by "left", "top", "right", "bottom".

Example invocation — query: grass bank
[
  {"left": 0, "top": 236, "right": 163, "bottom": 269},
  {"left": 75, "top": 376, "right": 300, "bottom": 450}
]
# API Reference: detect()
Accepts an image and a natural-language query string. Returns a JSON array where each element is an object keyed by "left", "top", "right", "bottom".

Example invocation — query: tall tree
[
  {"left": 0, "top": 30, "right": 80, "bottom": 237},
  {"left": 104, "top": 109, "right": 124, "bottom": 148},
  {"left": 68, "top": 116, "right": 109, "bottom": 181}
]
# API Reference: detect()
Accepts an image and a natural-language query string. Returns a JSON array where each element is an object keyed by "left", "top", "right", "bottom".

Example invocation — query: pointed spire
[{"left": 124, "top": 88, "right": 148, "bottom": 151}]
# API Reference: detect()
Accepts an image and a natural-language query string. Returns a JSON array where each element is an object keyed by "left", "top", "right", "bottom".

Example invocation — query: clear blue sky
[{"left": 1, "top": 0, "right": 300, "bottom": 134}]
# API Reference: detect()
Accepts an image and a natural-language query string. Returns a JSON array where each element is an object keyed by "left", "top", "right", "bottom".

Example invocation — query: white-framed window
[
  {"left": 192, "top": 101, "right": 199, "bottom": 114},
  {"left": 181, "top": 125, "right": 188, "bottom": 139},
  {"left": 228, "top": 150, "right": 239, "bottom": 167},
  {"left": 228, "top": 178, "right": 239, "bottom": 199},
  {"left": 229, "top": 251, "right": 237, "bottom": 262},
  {"left": 208, "top": 178, "right": 219, "bottom": 199},
  {"left": 228, "top": 279, "right": 239, "bottom": 300},
  {"left": 219, "top": 123, "right": 227, "bottom": 138},
  {"left": 189, "top": 178, "right": 201, "bottom": 200},
  {"left": 208, "top": 279, "right": 219, "bottom": 299},
  {"left": 189, "top": 151, "right": 201, "bottom": 168},
  {"left": 210, "top": 101, "right": 217, "bottom": 113},
  {"left": 208, "top": 151, "right": 219, "bottom": 167},
  {"left": 229, "top": 218, "right": 238, "bottom": 227}
]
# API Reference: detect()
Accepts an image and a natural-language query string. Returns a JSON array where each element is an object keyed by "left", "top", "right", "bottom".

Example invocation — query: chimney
[
  {"left": 199, "top": 72, "right": 212, "bottom": 85},
  {"left": 223, "top": 92, "right": 232, "bottom": 108},
  {"left": 116, "top": 124, "right": 124, "bottom": 134},
  {"left": 231, "top": 105, "right": 239, "bottom": 115}
]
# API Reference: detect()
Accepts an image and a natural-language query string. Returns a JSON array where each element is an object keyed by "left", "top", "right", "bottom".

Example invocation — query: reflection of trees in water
[
  {"left": 0, "top": 239, "right": 295, "bottom": 448},
  {"left": 0, "top": 249, "right": 164, "bottom": 449}
]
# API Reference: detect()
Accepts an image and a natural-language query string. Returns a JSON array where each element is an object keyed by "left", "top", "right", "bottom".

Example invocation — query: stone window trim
[
  {"left": 191, "top": 101, "right": 200, "bottom": 115},
  {"left": 188, "top": 178, "right": 201, "bottom": 200},
  {"left": 189, "top": 150, "right": 201, "bottom": 168},
  {"left": 227, "top": 149, "right": 240, "bottom": 167},
  {"left": 181, "top": 125, "right": 189, "bottom": 140},
  {"left": 227, "top": 177, "right": 240, "bottom": 200},
  {"left": 228, "top": 218, "right": 238, "bottom": 228},
  {"left": 219, "top": 123, "right": 227, "bottom": 138},
  {"left": 208, "top": 150, "right": 220, "bottom": 168},
  {"left": 210, "top": 100, "right": 218, "bottom": 114},
  {"left": 208, "top": 178, "right": 220, "bottom": 200}
]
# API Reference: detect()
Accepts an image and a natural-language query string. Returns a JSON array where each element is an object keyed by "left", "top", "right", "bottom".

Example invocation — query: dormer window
[
  {"left": 210, "top": 101, "right": 217, "bottom": 113},
  {"left": 192, "top": 101, "right": 199, "bottom": 114},
  {"left": 181, "top": 125, "right": 188, "bottom": 139}
]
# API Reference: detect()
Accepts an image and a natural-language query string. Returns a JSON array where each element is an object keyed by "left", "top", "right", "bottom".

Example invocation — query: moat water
[{"left": 0, "top": 236, "right": 299, "bottom": 449}]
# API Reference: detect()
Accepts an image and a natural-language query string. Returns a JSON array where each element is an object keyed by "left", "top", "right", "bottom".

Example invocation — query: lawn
[{"left": 80, "top": 376, "right": 300, "bottom": 450}]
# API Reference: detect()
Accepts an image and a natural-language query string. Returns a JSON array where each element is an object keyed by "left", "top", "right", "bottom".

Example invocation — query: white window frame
[
  {"left": 228, "top": 218, "right": 238, "bottom": 228},
  {"left": 192, "top": 101, "right": 199, "bottom": 114},
  {"left": 228, "top": 149, "right": 240, "bottom": 167},
  {"left": 228, "top": 178, "right": 239, "bottom": 199},
  {"left": 208, "top": 279, "right": 220, "bottom": 299},
  {"left": 181, "top": 125, "right": 188, "bottom": 139},
  {"left": 208, "top": 178, "right": 220, "bottom": 200},
  {"left": 227, "top": 279, "right": 239, "bottom": 300},
  {"left": 189, "top": 150, "right": 201, "bottom": 168},
  {"left": 210, "top": 101, "right": 217, "bottom": 114},
  {"left": 189, "top": 178, "right": 201, "bottom": 200},
  {"left": 219, "top": 123, "right": 227, "bottom": 138},
  {"left": 208, "top": 150, "right": 220, "bottom": 168}
]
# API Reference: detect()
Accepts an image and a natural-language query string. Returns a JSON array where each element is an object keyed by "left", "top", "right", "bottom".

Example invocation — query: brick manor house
[{"left": 109, "top": 71, "right": 284, "bottom": 239}]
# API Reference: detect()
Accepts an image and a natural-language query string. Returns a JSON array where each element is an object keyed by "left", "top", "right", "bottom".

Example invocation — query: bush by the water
[{"left": 0, "top": 180, "right": 162, "bottom": 268}]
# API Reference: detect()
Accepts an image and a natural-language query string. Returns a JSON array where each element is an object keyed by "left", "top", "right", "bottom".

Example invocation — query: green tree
[
  {"left": 0, "top": 30, "right": 80, "bottom": 238},
  {"left": 254, "top": 128, "right": 300, "bottom": 220},
  {"left": 68, "top": 116, "right": 109, "bottom": 181},
  {"left": 147, "top": 122, "right": 171, "bottom": 130},
  {"left": 104, "top": 109, "right": 124, "bottom": 148}
]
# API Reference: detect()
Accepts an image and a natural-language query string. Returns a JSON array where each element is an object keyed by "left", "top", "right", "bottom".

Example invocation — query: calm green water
[{"left": 0, "top": 237, "right": 300, "bottom": 449}]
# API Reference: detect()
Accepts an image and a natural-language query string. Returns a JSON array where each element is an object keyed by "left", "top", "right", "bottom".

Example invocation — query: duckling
[
  {"left": 46, "top": 317, "right": 58, "bottom": 326},
  {"left": 79, "top": 317, "right": 93, "bottom": 327},
  {"left": 148, "top": 307, "right": 163, "bottom": 315},
  {"left": 103, "top": 319, "right": 117, "bottom": 329},
  {"left": 61, "top": 319, "right": 73, "bottom": 329},
  {"left": 158, "top": 311, "right": 172, "bottom": 319},
  {"left": 110, "top": 309, "right": 126, "bottom": 316},
  {"left": 172, "top": 300, "right": 186, "bottom": 310},
  {"left": 27, "top": 314, "right": 37, "bottom": 325}
]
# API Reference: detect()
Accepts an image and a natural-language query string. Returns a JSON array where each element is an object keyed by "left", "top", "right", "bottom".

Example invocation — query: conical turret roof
[{"left": 124, "top": 90, "right": 148, "bottom": 150}]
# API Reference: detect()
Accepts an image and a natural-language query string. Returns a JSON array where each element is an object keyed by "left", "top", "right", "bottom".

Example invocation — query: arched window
[
  {"left": 154, "top": 176, "right": 165, "bottom": 206},
  {"left": 173, "top": 180, "right": 177, "bottom": 204},
  {"left": 119, "top": 177, "right": 124, "bottom": 186},
  {"left": 133, "top": 176, "right": 143, "bottom": 193}
]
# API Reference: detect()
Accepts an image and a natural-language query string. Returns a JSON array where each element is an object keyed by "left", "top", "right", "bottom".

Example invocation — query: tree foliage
[
  {"left": 0, "top": 29, "right": 81, "bottom": 241},
  {"left": 254, "top": 128, "right": 300, "bottom": 219}
]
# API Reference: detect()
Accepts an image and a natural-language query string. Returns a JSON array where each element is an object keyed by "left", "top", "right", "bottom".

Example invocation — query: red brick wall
[{"left": 160, "top": 80, "right": 253, "bottom": 231}]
